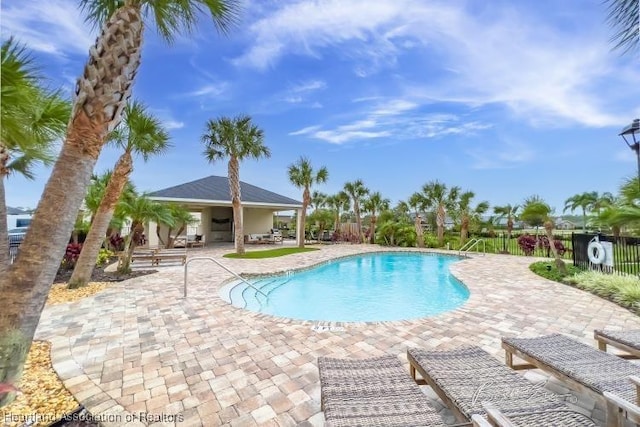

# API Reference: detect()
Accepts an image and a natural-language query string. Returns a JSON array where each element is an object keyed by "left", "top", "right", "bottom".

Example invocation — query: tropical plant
[
  {"left": 117, "top": 194, "right": 174, "bottom": 273},
  {"left": 454, "top": 191, "right": 489, "bottom": 246},
  {"left": 202, "top": 115, "right": 270, "bottom": 255},
  {"left": 407, "top": 192, "right": 427, "bottom": 248},
  {"left": 68, "top": 101, "right": 170, "bottom": 288},
  {"left": 563, "top": 191, "right": 597, "bottom": 231},
  {"left": 325, "top": 191, "right": 350, "bottom": 231},
  {"left": 362, "top": 192, "right": 390, "bottom": 244},
  {"left": 0, "top": 38, "right": 70, "bottom": 272},
  {"left": 520, "top": 195, "right": 549, "bottom": 233},
  {"left": 310, "top": 191, "right": 328, "bottom": 213},
  {"left": 421, "top": 180, "right": 460, "bottom": 247},
  {"left": 604, "top": 0, "right": 639, "bottom": 54},
  {"left": 0, "top": 0, "right": 239, "bottom": 405},
  {"left": 493, "top": 204, "right": 519, "bottom": 253},
  {"left": 343, "top": 180, "right": 369, "bottom": 243},
  {"left": 287, "top": 157, "right": 329, "bottom": 248},
  {"left": 161, "top": 204, "right": 197, "bottom": 248}
]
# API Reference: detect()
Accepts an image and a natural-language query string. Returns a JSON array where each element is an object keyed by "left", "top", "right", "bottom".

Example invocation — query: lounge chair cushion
[
  {"left": 318, "top": 355, "right": 445, "bottom": 427},
  {"left": 408, "top": 346, "right": 574, "bottom": 422},
  {"left": 502, "top": 333, "right": 640, "bottom": 402},
  {"left": 595, "top": 329, "right": 640, "bottom": 353}
]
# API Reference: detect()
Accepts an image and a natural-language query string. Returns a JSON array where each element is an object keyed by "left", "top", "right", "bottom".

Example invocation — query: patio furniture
[
  {"left": 317, "top": 355, "right": 450, "bottom": 427},
  {"left": 603, "top": 379, "right": 640, "bottom": 426},
  {"left": 125, "top": 247, "right": 187, "bottom": 267},
  {"left": 407, "top": 346, "right": 597, "bottom": 427},
  {"left": 594, "top": 329, "right": 640, "bottom": 359},
  {"left": 186, "top": 234, "right": 205, "bottom": 248},
  {"left": 502, "top": 333, "right": 640, "bottom": 427}
]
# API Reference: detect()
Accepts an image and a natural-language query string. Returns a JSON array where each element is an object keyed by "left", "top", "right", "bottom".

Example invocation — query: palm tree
[
  {"left": 563, "top": 191, "right": 597, "bottom": 231},
  {"left": 310, "top": 191, "right": 328, "bottom": 213},
  {"left": 407, "top": 192, "right": 427, "bottom": 248},
  {"left": 161, "top": 204, "right": 197, "bottom": 248},
  {"left": 343, "top": 180, "right": 369, "bottom": 243},
  {"left": 362, "top": 192, "right": 390, "bottom": 244},
  {"left": 117, "top": 194, "right": 174, "bottom": 273},
  {"left": 421, "top": 180, "right": 460, "bottom": 247},
  {"left": 0, "top": 1, "right": 239, "bottom": 404},
  {"left": 325, "top": 191, "right": 350, "bottom": 231},
  {"left": 0, "top": 39, "right": 70, "bottom": 272},
  {"left": 287, "top": 157, "right": 329, "bottom": 248},
  {"left": 605, "top": 0, "right": 639, "bottom": 54},
  {"left": 68, "top": 101, "right": 170, "bottom": 288},
  {"left": 493, "top": 204, "right": 519, "bottom": 253},
  {"left": 520, "top": 195, "right": 549, "bottom": 234},
  {"left": 202, "top": 115, "right": 270, "bottom": 255},
  {"left": 455, "top": 191, "right": 489, "bottom": 246}
]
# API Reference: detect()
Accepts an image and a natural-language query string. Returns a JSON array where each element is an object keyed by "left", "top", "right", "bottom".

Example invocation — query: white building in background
[{"left": 7, "top": 207, "right": 33, "bottom": 229}]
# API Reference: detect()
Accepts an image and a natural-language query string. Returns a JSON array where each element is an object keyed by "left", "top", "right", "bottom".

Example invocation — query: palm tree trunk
[
  {"left": 0, "top": 166, "right": 9, "bottom": 273},
  {"left": 354, "top": 203, "right": 363, "bottom": 243},
  {"left": 0, "top": 5, "right": 142, "bottom": 402},
  {"left": 415, "top": 215, "right": 425, "bottom": 248},
  {"left": 544, "top": 220, "right": 567, "bottom": 274},
  {"left": 436, "top": 205, "right": 445, "bottom": 247},
  {"left": 119, "top": 221, "right": 143, "bottom": 274},
  {"left": 299, "top": 188, "right": 310, "bottom": 248},
  {"left": 460, "top": 216, "right": 469, "bottom": 246},
  {"left": 582, "top": 208, "right": 587, "bottom": 232},
  {"left": 228, "top": 158, "right": 245, "bottom": 254},
  {"left": 68, "top": 152, "right": 133, "bottom": 288},
  {"left": 155, "top": 224, "right": 165, "bottom": 247},
  {"left": 370, "top": 215, "right": 376, "bottom": 244},
  {"left": 506, "top": 218, "right": 514, "bottom": 254}
]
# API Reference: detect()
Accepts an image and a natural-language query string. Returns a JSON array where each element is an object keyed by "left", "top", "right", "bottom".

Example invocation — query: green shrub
[
  {"left": 96, "top": 248, "right": 114, "bottom": 267},
  {"left": 565, "top": 270, "right": 640, "bottom": 310},
  {"left": 529, "top": 261, "right": 580, "bottom": 282}
]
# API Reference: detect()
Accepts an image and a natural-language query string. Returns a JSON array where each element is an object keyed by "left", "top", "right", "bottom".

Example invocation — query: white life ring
[{"left": 587, "top": 241, "right": 606, "bottom": 265}]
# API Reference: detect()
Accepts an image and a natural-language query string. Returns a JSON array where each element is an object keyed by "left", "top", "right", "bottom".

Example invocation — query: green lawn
[{"left": 223, "top": 247, "right": 319, "bottom": 259}]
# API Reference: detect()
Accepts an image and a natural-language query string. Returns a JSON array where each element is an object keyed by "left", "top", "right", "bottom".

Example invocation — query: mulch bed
[{"left": 3, "top": 263, "right": 156, "bottom": 427}]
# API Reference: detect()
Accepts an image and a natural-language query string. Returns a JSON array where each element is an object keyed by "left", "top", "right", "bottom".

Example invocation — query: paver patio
[{"left": 33, "top": 244, "right": 640, "bottom": 426}]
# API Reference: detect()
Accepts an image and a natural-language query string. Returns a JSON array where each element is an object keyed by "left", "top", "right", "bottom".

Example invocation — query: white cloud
[
  {"left": 1, "top": 0, "right": 94, "bottom": 56},
  {"left": 290, "top": 79, "right": 326, "bottom": 93},
  {"left": 185, "top": 83, "right": 229, "bottom": 98},
  {"left": 291, "top": 98, "right": 490, "bottom": 144},
  {"left": 466, "top": 140, "right": 535, "bottom": 170},
  {"left": 233, "top": 0, "right": 637, "bottom": 127},
  {"left": 163, "top": 120, "right": 185, "bottom": 130}
]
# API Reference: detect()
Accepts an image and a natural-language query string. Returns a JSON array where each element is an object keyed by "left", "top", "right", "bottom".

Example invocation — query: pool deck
[{"left": 33, "top": 244, "right": 640, "bottom": 426}]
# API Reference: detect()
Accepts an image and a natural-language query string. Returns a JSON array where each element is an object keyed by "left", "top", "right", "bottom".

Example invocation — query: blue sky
[{"left": 2, "top": 0, "right": 639, "bottom": 214}]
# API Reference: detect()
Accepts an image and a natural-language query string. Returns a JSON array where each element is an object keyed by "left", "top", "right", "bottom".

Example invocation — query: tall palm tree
[
  {"left": 287, "top": 157, "right": 329, "bottom": 248},
  {"left": 605, "top": 0, "right": 639, "bottom": 54},
  {"left": 0, "top": 39, "right": 70, "bottom": 272},
  {"left": 343, "top": 180, "right": 369, "bottom": 243},
  {"left": 363, "top": 192, "right": 390, "bottom": 244},
  {"left": 520, "top": 195, "right": 549, "bottom": 234},
  {"left": 325, "top": 191, "right": 350, "bottom": 231},
  {"left": 493, "top": 204, "right": 519, "bottom": 253},
  {"left": 421, "top": 180, "right": 460, "bottom": 247},
  {"left": 455, "top": 191, "right": 489, "bottom": 246},
  {"left": 0, "top": 1, "right": 239, "bottom": 404},
  {"left": 202, "top": 115, "right": 270, "bottom": 255},
  {"left": 68, "top": 101, "right": 170, "bottom": 288},
  {"left": 407, "top": 192, "right": 427, "bottom": 248},
  {"left": 563, "top": 191, "right": 597, "bottom": 231}
]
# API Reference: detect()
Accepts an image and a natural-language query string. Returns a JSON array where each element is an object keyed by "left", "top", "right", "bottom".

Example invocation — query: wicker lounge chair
[
  {"left": 502, "top": 333, "right": 640, "bottom": 427},
  {"left": 594, "top": 329, "right": 640, "bottom": 359},
  {"left": 407, "top": 346, "right": 596, "bottom": 427},
  {"left": 317, "top": 355, "right": 449, "bottom": 427}
]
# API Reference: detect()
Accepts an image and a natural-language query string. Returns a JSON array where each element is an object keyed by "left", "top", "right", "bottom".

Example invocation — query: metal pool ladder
[
  {"left": 458, "top": 238, "right": 486, "bottom": 256},
  {"left": 183, "top": 257, "right": 268, "bottom": 298}
]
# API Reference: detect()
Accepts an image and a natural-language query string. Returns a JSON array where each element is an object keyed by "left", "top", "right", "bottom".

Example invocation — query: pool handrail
[
  {"left": 183, "top": 256, "right": 268, "bottom": 298},
  {"left": 458, "top": 238, "right": 485, "bottom": 256}
]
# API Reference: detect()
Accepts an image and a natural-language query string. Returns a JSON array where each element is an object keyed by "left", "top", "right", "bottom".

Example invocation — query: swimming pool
[{"left": 221, "top": 252, "right": 469, "bottom": 322}]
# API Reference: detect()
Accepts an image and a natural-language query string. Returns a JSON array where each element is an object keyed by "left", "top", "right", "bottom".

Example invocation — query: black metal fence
[
  {"left": 572, "top": 233, "right": 640, "bottom": 276},
  {"left": 470, "top": 233, "right": 574, "bottom": 259}
]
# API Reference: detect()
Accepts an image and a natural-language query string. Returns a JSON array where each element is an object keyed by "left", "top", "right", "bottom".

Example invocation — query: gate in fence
[{"left": 572, "top": 233, "right": 640, "bottom": 276}]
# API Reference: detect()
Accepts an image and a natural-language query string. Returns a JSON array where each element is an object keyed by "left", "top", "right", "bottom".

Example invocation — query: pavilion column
[{"left": 296, "top": 208, "right": 304, "bottom": 246}]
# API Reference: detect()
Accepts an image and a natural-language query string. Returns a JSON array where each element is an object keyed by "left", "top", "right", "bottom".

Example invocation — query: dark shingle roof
[
  {"left": 149, "top": 176, "right": 301, "bottom": 206},
  {"left": 7, "top": 207, "right": 27, "bottom": 215}
]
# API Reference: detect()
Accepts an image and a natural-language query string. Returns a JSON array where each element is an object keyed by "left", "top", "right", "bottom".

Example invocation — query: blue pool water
[{"left": 221, "top": 252, "right": 469, "bottom": 322}]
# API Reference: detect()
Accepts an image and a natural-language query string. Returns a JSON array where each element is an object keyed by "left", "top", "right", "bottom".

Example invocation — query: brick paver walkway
[{"left": 34, "top": 244, "right": 640, "bottom": 426}]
